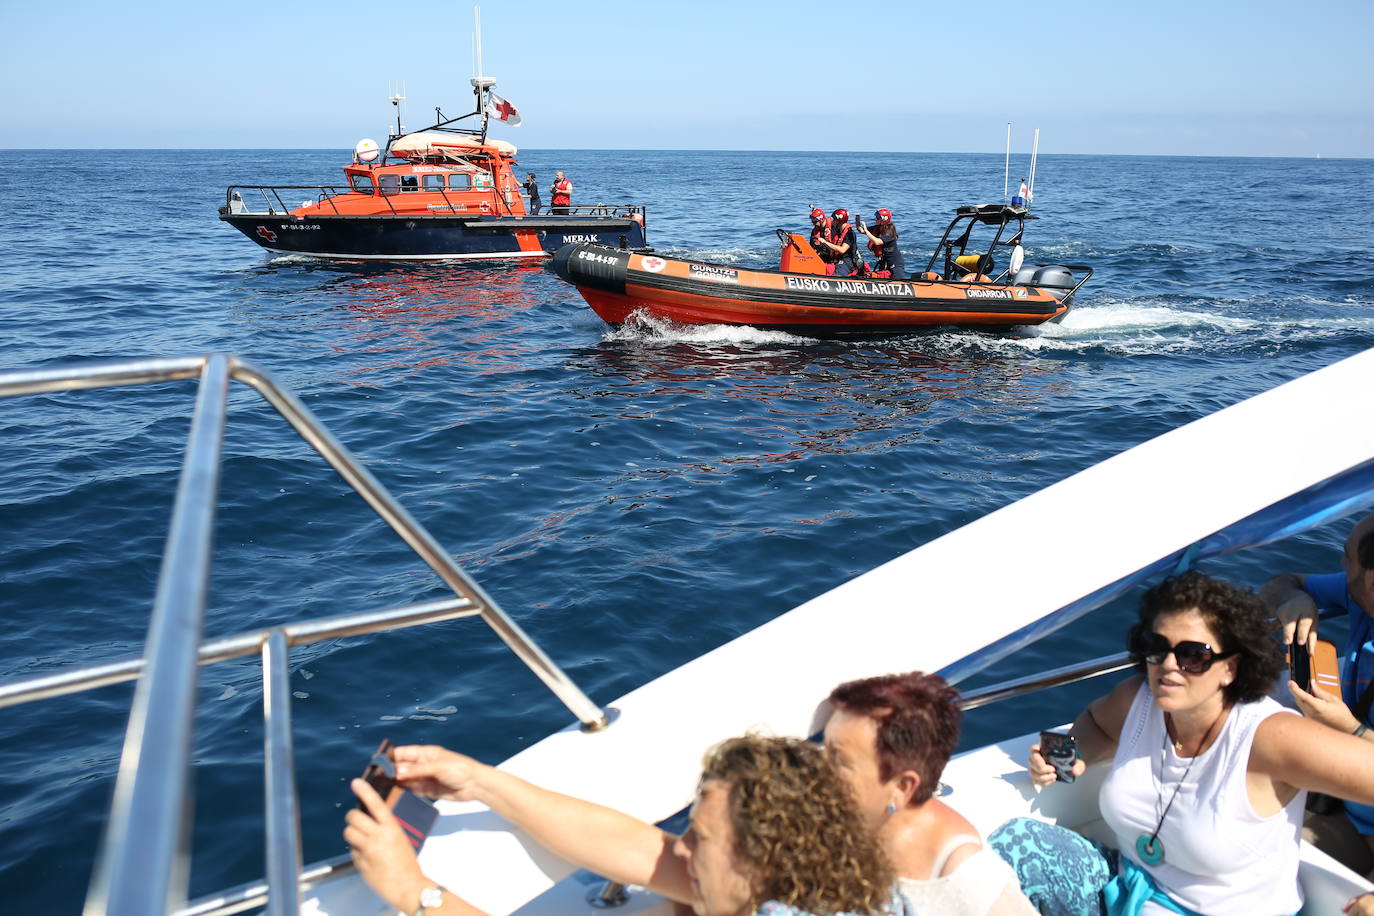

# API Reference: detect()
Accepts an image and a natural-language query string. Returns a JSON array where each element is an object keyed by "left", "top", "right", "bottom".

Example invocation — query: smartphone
[
  {"left": 1290, "top": 642, "right": 1312, "bottom": 691},
  {"left": 359, "top": 738, "right": 398, "bottom": 807},
  {"left": 1039, "top": 730, "right": 1078, "bottom": 783},
  {"left": 357, "top": 739, "right": 438, "bottom": 851}
]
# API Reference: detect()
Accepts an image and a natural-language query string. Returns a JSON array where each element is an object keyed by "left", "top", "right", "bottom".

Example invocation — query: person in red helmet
[
  {"left": 816, "top": 208, "right": 858, "bottom": 276},
  {"left": 807, "top": 207, "right": 836, "bottom": 274},
  {"left": 857, "top": 208, "right": 905, "bottom": 279}
]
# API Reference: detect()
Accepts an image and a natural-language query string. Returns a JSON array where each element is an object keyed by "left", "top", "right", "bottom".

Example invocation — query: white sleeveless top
[
  {"left": 1099, "top": 682, "right": 1305, "bottom": 916},
  {"left": 897, "top": 835, "right": 1033, "bottom": 916}
]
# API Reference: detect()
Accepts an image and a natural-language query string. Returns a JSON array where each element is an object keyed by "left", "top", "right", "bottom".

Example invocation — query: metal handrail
[
  {"left": 263, "top": 630, "right": 303, "bottom": 916},
  {"left": 957, "top": 651, "right": 1135, "bottom": 712},
  {"left": 0, "top": 597, "right": 479, "bottom": 708},
  {"left": 86, "top": 354, "right": 231, "bottom": 916},
  {"left": 0, "top": 355, "right": 609, "bottom": 916}
]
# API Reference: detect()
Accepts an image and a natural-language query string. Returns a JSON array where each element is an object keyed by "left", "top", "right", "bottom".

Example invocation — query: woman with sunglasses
[{"left": 993, "top": 570, "right": 1374, "bottom": 916}]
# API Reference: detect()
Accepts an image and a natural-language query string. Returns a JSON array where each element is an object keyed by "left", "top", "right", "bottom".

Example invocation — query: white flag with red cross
[{"left": 486, "top": 93, "right": 522, "bottom": 127}]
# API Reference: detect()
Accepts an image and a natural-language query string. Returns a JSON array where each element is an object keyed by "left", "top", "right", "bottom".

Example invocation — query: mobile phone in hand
[
  {"left": 1289, "top": 642, "right": 1312, "bottom": 690},
  {"left": 1039, "top": 730, "right": 1078, "bottom": 783},
  {"left": 357, "top": 739, "right": 438, "bottom": 851}
]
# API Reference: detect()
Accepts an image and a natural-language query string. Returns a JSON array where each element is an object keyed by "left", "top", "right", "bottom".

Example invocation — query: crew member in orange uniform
[
  {"left": 817, "top": 208, "right": 858, "bottom": 276},
  {"left": 808, "top": 207, "right": 836, "bottom": 275},
  {"left": 550, "top": 171, "right": 573, "bottom": 215}
]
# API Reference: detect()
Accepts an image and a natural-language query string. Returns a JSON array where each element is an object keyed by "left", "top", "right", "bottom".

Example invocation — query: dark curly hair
[
  {"left": 1127, "top": 570, "right": 1282, "bottom": 703},
  {"left": 698, "top": 735, "right": 893, "bottom": 915},
  {"left": 827, "top": 671, "right": 962, "bottom": 805}
]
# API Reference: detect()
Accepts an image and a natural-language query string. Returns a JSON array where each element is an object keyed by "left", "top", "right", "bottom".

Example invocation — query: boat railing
[
  {"left": 223, "top": 185, "right": 353, "bottom": 216},
  {"left": 223, "top": 186, "right": 645, "bottom": 224},
  {"left": 0, "top": 355, "right": 612, "bottom": 916}
]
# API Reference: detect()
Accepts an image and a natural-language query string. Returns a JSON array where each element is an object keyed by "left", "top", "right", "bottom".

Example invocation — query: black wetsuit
[
  {"left": 871, "top": 224, "right": 905, "bottom": 278},
  {"left": 524, "top": 176, "right": 541, "bottom": 215}
]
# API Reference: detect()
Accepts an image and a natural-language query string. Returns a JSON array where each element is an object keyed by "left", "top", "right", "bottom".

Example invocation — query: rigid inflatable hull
[
  {"left": 551, "top": 244, "right": 1070, "bottom": 335},
  {"left": 220, "top": 214, "right": 647, "bottom": 261}
]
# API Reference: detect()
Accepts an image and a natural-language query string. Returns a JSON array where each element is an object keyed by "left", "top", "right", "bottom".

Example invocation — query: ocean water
[{"left": 1, "top": 147, "right": 1373, "bottom": 911}]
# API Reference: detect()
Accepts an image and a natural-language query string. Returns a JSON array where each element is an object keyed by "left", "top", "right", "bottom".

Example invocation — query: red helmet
[
  {"left": 875, "top": 208, "right": 892, "bottom": 223},
  {"left": 832, "top": 208, "right": 848, "bottom": 222},
  {"left": 810, "top": 207, "right": 825, "bottom": 221}
]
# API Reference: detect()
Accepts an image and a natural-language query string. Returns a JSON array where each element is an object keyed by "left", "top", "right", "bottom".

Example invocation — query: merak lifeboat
[
  {"left": 219, "top": 78, "right": 648, "bottom": 261},
  {"left": 550, "top": 204, "right": 1091, "bottom": 336}
]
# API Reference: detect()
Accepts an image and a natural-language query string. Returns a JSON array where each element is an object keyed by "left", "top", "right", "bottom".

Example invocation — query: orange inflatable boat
[{"left": 550, "top": 204, "right": 1091, "bottom": 336}]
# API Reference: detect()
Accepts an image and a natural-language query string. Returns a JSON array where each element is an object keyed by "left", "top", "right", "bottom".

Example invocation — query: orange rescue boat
[{"left": 550, "top": 204, "right": 1091, "bottom": 336}]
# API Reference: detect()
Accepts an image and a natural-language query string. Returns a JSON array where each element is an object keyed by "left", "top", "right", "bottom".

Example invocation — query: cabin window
[
  {"left": 422, "top": 174, "right": 446, "bottom": 190},
  {"left": 448, "top": 174, "right": 472, "bottom": 189},
  {"left": 349, "top": 174, "right": 375, "bottom": 195},
  {"left": 378, "top": 174, "right": 399, "bottom": 196},
  {"left": 400, "top": 175, "right": 419, "bottom": 192}
]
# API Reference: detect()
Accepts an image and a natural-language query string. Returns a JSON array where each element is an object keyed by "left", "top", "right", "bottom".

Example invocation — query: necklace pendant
[{"left": 1136, "top": 832, "right": 1165, "bottom": 865}]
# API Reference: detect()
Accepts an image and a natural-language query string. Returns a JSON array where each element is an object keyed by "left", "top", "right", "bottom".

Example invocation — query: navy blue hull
[{"left": 220, "top": 213, "right": 647, "bottom": 260}]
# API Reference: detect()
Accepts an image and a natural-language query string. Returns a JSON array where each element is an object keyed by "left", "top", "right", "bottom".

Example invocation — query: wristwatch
[{"left": 412, "top": 885, "right": 444, "bottom": 916}]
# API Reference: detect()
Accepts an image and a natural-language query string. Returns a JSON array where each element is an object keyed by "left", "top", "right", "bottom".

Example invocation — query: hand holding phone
[
  {"left": 358, "top": 739, "right": 400, "bottom": 811},
  {"left": 1039, "top": 730, "right": 1078, "bottom": 784},
  {"left": 1290, "top": 642, "right": 1312, "bottom": 691},
  {"left": 356, "top": 739, "right": 438, "bottom": 851}
]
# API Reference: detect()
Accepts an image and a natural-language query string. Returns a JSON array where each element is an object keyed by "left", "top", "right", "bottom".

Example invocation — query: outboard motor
[{"left": 1013, "top": 265, "right": 1078, "bottom": 300}]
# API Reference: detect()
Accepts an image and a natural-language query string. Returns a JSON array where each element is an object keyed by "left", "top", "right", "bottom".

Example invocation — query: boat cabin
[{"left": 299, "top": 130, "right": 528, "bottom": 219}]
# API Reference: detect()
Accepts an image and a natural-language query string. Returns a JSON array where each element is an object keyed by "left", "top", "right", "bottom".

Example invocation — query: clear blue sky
[{"left": 3, "top": 0, "right": 1370, "bottom": 157}]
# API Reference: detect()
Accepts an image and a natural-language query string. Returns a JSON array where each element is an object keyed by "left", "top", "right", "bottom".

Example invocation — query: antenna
[
  {"left": 469, "top": 4, "right": 496, "bottom": 128},
  {"left": 1028, "top": 128, "right": 1041, "bottom": 208},
  {"left": 388, "top": 82, "right": 407, "bottom": 139},
  {"left": 1003, "top": 122, "right": 1011, "bottom": 203},
  {"left": 474, "top": 5, "right": 484, "bottom": 78}
]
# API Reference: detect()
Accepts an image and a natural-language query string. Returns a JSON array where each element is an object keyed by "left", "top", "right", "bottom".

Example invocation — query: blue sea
[{"left": 1, "top": 147, "right": 1372, "bottom": 911}]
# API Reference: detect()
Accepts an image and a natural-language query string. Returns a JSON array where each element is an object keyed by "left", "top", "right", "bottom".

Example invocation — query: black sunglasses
[{"left": 1133, "top": 631, "right": 1238, "bottom": 674}]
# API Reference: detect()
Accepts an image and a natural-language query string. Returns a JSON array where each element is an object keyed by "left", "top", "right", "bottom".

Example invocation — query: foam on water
[{"left": 603, "top": 309, "right": 817, "bottom": 345}]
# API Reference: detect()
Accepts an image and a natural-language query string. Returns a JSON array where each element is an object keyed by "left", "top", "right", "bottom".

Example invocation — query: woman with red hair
[{"left": 825, "top": 672, "right": 1035, "bottom": 915}]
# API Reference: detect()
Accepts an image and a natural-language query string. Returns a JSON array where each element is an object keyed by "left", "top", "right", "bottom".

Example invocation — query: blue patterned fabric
[
  {"left": 989, "top": 817, "right": 1114, "bottom": 916},
  {"left": 1101, "top": 856, "right": 1201, "bottom": 916}
]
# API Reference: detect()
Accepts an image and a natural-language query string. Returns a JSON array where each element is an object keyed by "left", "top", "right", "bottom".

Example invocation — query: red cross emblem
[
  {"left": 256, "top": 226, "right": 278, "bottom": 243},
  {"left": 494, "top": 99, "right": 518, "bottom": 121},
  {"left": 640, "top": 256, "right": 666, "bottom": 273}
]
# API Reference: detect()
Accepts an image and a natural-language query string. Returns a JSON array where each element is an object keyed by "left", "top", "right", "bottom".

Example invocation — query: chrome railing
[
  {"left": 0, "top": 355, "right": 610, "bottom": 916},
  {"left": 957, "top": 651, "right": 1135, "bottom": 712}
]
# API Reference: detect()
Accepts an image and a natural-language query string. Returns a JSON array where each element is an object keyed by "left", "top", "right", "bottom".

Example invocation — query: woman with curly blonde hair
[{"left": 346, "top": 734, "right": 907, "bottom": 916}]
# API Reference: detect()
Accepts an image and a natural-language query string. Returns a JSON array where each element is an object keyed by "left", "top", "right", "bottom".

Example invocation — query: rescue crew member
[
  {"left": 550, "top": 171, "right": 573, "bottom": 215},
  {"left": 857, "top": 208, "right": 905, "bottom": 279},
  {"left": 808, "top": 207, "right": 836, "bottom": 275},
  {"left": 523, "top": 173, "right": 542, "bottom": 215},
  {"left": 816, "top": 208, "right": 858, "bottom": 277}
]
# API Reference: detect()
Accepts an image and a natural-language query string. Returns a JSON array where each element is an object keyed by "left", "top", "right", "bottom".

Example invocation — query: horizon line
[{"left": 1, "top": 147, "right": 1366, "bottom": 161}]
